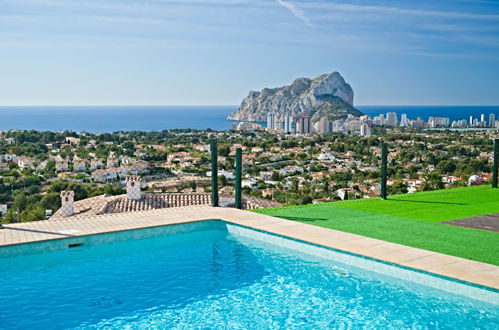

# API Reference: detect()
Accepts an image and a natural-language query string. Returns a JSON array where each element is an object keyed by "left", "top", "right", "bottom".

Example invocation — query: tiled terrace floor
[{"left": 1, "top": 206, "right": 498, "bottom": 290}]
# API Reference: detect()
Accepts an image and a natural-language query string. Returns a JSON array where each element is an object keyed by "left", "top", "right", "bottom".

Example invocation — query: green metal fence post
[
  {"left": 235, "top": 148, "right": 242, "bottom": 209},
  {"left": 493, "top": 139, "right": 499, "bottom": 188},
  {"left": 210, "top": 139, "right": 219, "bottom": 207},
  {"left": 381, "top": 142, "right": 388, "bottom": 199}
]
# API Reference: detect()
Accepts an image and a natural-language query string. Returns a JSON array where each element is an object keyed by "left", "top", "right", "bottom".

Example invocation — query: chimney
[
  {"left": 60, "top": 191, "right": 75, "bottom": 217},
  {"left": 126, "top": 175, "right": 142, "bottom": 200}
]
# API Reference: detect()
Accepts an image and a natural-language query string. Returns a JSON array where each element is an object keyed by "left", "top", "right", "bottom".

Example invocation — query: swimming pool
[{"left": 1, "top": 220, "right": 498, "bottom": 329}]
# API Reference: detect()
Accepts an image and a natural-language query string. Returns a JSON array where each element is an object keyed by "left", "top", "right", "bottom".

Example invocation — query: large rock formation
[{"left": 228, "top": 72, "right": 363, "bottom": 123}]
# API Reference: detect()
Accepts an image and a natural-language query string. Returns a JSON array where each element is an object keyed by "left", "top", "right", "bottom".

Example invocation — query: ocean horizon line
[{"left": 1, "top": 105, "right": 498, "bottom": 133}]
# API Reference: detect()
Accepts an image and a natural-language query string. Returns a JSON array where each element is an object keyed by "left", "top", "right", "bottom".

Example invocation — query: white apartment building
[
  {"left": 297, "top": 116, "right": 312, "bottom": 134},
  {"left": 400, "top": 113, "right": 409, "bottom": 127},
  {"left": 284, "top": 116, "right": 294, "bottom": 133},
  {"left": 318, "top": 117, "right": 329, "bottom": 134},
  {"left": 266, "top": 113, "right": 275, "bottom": 130},
  {"left": 360, "top": 123, "right": 372, "bottom": 137},
  {"left": 386, "top": 112, "right": 398, "bottom": 127}
]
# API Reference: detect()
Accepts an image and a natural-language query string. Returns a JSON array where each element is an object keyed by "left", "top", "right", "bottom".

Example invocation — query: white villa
[
  {"left": 17, "top": 156, "right": 34, "bottom": 170},
  {"left": 318, "top": 153, "right": 335, "bottom": 161},
  {"left": 279, "top": 165, "right": 304, "bottom": 176},
  {"left": 65, "top": 137, "right": 81, "bottom": 145},
  {"left": 73, "top": 155, "right": 87, "bottom": 172},
  {"left": 92, "top": 169, "right": 115, "bottom": 183},
  {"left": 2, "top": 154, "right": 18, "bottom": 162},
  {"left": 107, "top": 155, "right": 119, "bottom": 169},
  {"left": 260, "top": 171, "right": 274, "bottom": 181},
  {"left": 242, "top": 179, "right": 259, "bottom": 189},
  {"left": 92, "top": 161, "right": 149, "bottom": 183},
  {"left": 0, "top": 203, "right": 8, "bottom": 216},
  {"left": 121, "top": 156, "right": 137, "bottom": 166},
  {"left": 167, "top": 152, "right": 192, "bottom": 163},
  {"left": 193, "top": 144, "right": 211, "bottom": 152},
  {"left": 55, "top": 155, "right": 70, "bottom": 172},
  {"left": 206, "top": 170, "right": 235, "bottom": 180},
  {"left": 90, "top": 158, "right": 104, "bottom": 170}
]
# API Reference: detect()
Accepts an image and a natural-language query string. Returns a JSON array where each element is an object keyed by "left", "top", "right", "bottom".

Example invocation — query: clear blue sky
[{"left": 1, "top": 0, "right": 498, "bottom": 106}]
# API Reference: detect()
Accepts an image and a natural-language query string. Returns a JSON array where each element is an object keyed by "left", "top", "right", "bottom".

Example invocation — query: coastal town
[
  {"left": 1, "top": 123, "right": 497, "bottom": 223},
  {"left": 234, "top": 111, "right": 499, "bottom": 136}
]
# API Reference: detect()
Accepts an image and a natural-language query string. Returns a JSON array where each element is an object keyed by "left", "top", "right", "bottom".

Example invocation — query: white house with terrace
[
  {"left": 73, "top": 155, "right": 87, "bottom": 172},
  {"left": 90, "top": 158, "right": 104, "bottom": 170},
  {"left": 106, "top": 154, "right": 119, "bottom": 168},
  {"left": 54, "top": 155, "right": 70, "bottom": 172},
  {"left": 2, "top": 154, "right": 17, "bottom": 162},
  {"left": 17, "top": 156, "right": 34, "bottom": 170}
]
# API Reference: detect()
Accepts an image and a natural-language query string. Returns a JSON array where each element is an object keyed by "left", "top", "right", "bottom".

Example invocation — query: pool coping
[{"left": 1, "top": 206, "right": 498, "bottom": 290}]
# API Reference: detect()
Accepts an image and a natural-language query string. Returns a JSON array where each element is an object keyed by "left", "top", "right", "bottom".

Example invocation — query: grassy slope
[{"left": 254, "top": 186, "right": 499, "bottom": 265}]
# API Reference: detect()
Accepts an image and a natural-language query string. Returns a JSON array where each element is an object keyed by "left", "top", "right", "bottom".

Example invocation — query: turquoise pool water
[{"left": 0, "top": 221, "right": 498, "bottom": 329}]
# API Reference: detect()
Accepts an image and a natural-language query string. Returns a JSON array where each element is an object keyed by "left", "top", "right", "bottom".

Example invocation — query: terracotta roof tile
[{"left": 50, "top": 193, "right": 281, "bottom": 220}]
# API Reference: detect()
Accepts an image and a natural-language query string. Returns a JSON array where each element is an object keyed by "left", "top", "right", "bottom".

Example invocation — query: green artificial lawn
[
  {"left": 333, "top": 185, "right": 499, "bottom": 222},
  {"left": 254, "top": 186, "right": 499, "bottom": 265}
]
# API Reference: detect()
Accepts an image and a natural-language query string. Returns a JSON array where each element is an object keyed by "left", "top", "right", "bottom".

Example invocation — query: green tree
[
  {"left": 218, "top": 175, "right": 227, "bottom": 187},
  {"left": 388, "top": 181, "right": 408, "bottom": 195},
  {"left": 436, "top": 160, "right": 457, "bottom": 175},
  {"left": 420, "top": 172, "right": 445, "bottom": 191},
  {"left": 40, "top": 192, "right": 62, "bottom": 212},
  {"left": 13, "top": 194, "right": 28, "bottom": 212},
  {"left": 218, "top": 145, "right": 231, "bottom": 157}
]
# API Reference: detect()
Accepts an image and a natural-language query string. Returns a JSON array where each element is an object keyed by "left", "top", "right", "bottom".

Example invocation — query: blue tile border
[{"left": 224, "top": 222, "right": 499, "bottom": 305}]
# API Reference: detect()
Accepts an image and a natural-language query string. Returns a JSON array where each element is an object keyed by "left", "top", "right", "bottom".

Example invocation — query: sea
[{"left": 0, "top": 105, "right": 498, "bottom": 132}]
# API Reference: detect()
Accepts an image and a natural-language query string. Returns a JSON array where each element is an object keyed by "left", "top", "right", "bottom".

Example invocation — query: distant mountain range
[{"left": 227, "top": 72, "right": 363, "bottom": 123}]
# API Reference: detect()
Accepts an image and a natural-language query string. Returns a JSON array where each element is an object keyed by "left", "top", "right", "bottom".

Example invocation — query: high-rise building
[
  {"left": 400, "top": 113, "right": 409, "bottom": 127},
  {"left": 386, "top": 112, "right": 398, "bottom": 127},
  {"left": 332, "top": 120, "right": 344, "bottom": 132},
  {"left": 469, "top": 116, "right": 474, "bottom": 127},
  {"left": 489, "top": 113, "right": 496, "bottom": 128},
  {"left": 284, "top": 116, "right": 293, "bottom": 133},
  {"left": 400, "top": 114, "right": 407, "bottom": 127},
  {"left": 481, "top": 114, "right": 485, "bottom": 122},
  {"left": 297, "top": 116, "right": 312, "bottom": 134},
  {"left": 428, "top": 117, "right": 435, "bottom": 128},
  {"left": 266, "top": 113, "right": 275, "bottom": 130},
  {"left": 428, "top": 117, "right": 450, "bottom": 128},
  {"left": 296, "top": 120, "right": 302, "bottom": 134},
  {"left": 318, "top": 117, "right": 329, "bottom": 134},
  {"left": 410, "top": 117, "right": 425, "bottom": 129},
  {"left": 372, "top": 114, "right": 385, "bottom": 126},
  {"left": 360, "top": 123, "right": 372, "bottom": 136}
]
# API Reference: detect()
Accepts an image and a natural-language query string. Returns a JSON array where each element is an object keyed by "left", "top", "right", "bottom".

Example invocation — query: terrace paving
[{"left": 0, "top": 206, "right": 498, "bottom": 290}]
